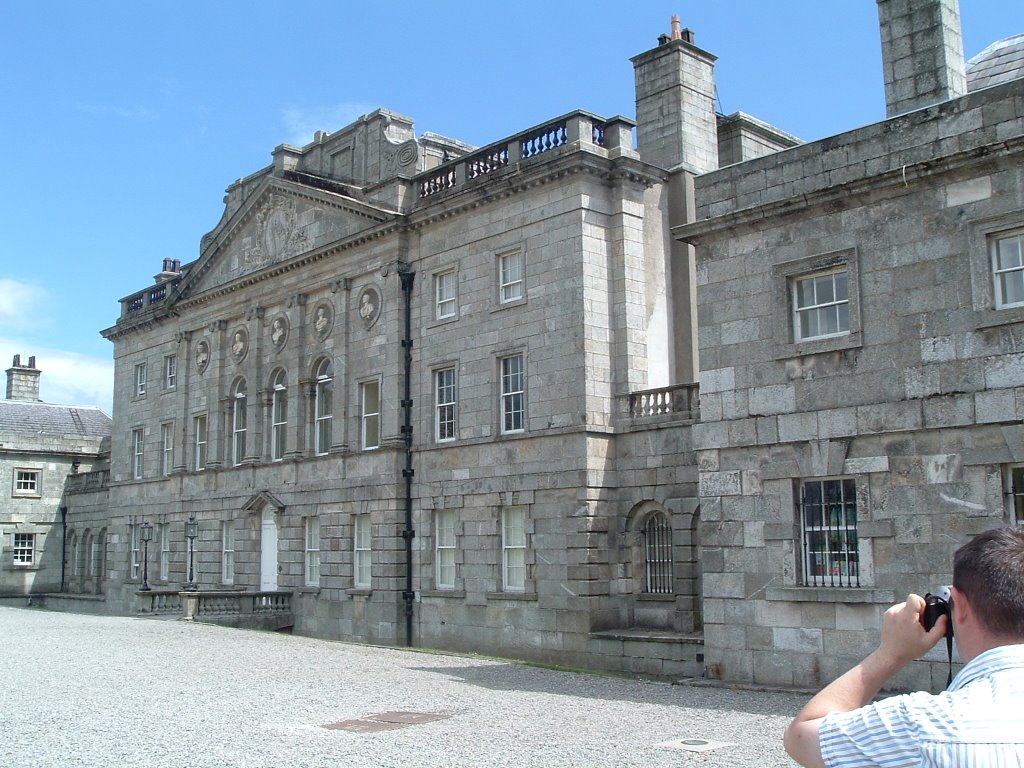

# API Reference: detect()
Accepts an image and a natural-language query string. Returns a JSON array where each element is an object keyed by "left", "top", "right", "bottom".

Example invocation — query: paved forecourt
[{"left": 1, "top": 607, "right": 806, "bottom": 767}]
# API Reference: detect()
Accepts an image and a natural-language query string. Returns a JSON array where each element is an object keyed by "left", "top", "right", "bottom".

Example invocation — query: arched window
[
  {"left": 231, "top": 378, "right": 247, "bottom": 466},
  {"left": 70, "top": 533, "right": 79, "bottom": 578},
  {"left": 314, "top": 359, "right": 333, "bottom": 456},
  {"left": 643, "top": 512, "right": 674, "bottom": 594},
  {"left": 271, "top": 369, "right": 288, "bottom": 461}
]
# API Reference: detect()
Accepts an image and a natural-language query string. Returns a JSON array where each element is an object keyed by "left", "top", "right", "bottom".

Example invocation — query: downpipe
[{"left": 398, "top": 269, "right": 416, "bottom": 646}]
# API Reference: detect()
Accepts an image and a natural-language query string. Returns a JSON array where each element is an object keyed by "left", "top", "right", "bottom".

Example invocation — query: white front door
[{"left": 260, "top": 507, "right": 278, "bottom": 591}]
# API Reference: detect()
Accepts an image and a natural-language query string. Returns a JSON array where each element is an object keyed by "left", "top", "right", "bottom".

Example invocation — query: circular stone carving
[
  {"left": 357, "top": 285, "right": 382, "bottom": 329},
  {"left": 195, "top": 340, "right": 210, "bottom": 374},
  {"left": 270, "top": 314, "right": 289, "bottom": 351},
  {"left": 230, "top": 327, "right": 249, "bottom": 363},
  {"left": 312, "top": 301, "right": 333, "bottom": 340}
]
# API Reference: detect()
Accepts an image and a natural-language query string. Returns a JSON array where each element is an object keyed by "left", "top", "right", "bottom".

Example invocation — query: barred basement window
[
  {"left": 1005, "top": 465, "right": 1024, "bottom": 525},
  {"left": 643, "top": 512, "right": 674, "bottom": 594},
  {"left": 800, "top": 478, "right": 859, "bottom": 587}
]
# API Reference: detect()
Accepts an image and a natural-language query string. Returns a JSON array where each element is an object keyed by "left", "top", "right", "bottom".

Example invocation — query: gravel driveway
[{"left": 1, "top": 606, "right": 805, "bottom": 767}]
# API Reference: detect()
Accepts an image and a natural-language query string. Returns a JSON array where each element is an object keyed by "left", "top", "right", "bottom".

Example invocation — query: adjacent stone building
[
  {"left": 0, "top": 356, "right": 111, "bottom": 598},
  {"left": 62, "top": 0, "right": 1023, "bottom": 685}
]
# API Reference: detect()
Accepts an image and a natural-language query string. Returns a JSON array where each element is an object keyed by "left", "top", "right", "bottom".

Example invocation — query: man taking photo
[{"left": 784, "top": 525, "right": 1024, "bottom": 767}]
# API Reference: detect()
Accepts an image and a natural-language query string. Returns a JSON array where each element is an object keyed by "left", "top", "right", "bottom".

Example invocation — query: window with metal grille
[
  {"left": 1006, "top": 465, "right": 1024, "bottom": 525},
  {"left": 800, "top": 478, "right": 859, "bottom": 587},
  {"left": 643, "top": 512, "right": 674, "bottom": 594}
]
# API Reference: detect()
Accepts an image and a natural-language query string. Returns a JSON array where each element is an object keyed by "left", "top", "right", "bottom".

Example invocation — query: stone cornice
[{"left": 675, "top": 134, "right": 1024, "bottom": 244}]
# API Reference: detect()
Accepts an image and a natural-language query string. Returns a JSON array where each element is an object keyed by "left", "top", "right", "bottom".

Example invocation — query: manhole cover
[
  {"left": 322, "top": 711, "right": 452, "bottom": 733},
  {"left": 322, "top": 719, "right": 407, "bottom": 733},
  {"left": 657, "top": 737, "right": 735, "bottom": 753},
  {"left": 368, "top": 711, "right": 452, "bottom": 725}
]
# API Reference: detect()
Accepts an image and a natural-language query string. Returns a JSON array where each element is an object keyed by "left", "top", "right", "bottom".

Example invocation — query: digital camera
[{"left": 922, "top": 585, "right": 953, "bottom": 632}]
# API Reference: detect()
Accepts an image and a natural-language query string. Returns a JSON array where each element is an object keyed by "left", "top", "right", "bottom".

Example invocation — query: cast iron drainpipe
[
  {"left": 60, "top": 506, "right": 68, "bottom": 592},
  {"left": 398, "top": 269, "right": 416, "bottom": 646}
]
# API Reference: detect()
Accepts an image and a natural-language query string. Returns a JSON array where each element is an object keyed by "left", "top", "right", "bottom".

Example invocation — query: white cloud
[
  {"left": 281, "top": 102, "right": 376, "bottom": 147},
  {"left": 0, "top": 339, "right": 113, "bottom": 415},
  {"left": 0, "top": 278, "right": 49, "bottom": 330}
]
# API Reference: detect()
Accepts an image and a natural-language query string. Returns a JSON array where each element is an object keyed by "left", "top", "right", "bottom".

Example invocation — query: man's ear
[{"left": 951, "top": 586, "right": 969, "bottom": 626}]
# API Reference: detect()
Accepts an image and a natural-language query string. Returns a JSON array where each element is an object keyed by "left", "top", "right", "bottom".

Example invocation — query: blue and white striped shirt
[{"left": 819, "top": 644, "right": 1024, "bottom": 767}]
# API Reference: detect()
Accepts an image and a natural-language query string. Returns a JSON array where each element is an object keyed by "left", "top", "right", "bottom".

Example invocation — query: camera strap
[{"left": 942, "top": 622, "right": 953, "bottom": 688}]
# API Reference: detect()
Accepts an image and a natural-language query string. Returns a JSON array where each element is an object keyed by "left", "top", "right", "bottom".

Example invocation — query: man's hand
[
  {"left": 783, "top": 594, "right": 948, "bottom": 768},
  {"left": 877, "top": 594, "right": 948, "bottom": 668}
]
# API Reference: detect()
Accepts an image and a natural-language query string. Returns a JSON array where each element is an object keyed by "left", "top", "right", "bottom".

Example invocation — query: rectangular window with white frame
[
  {"left": 194, "top": 414, "right": 207, "bottom": 472},
  {"left": 13, "top": 469, "right": 41, "bottom": 497},
  {"left": 1004, "top": 465, "right": 1024, "bottom": 525},
  {"left": 159, "top": 523, "right": 170, "bottom": 581},
  {"left": 992, "top": 231, "right": 1024, "bottom": 310},
  {"left": 498, "top": 249, "right": 524, "bottom": 304},
  {"left": 361, "top": 380, "right": 380, "bottom": 450},
  {"left": 793, "top": 268, "right": 849, "bottom": 342},
  {"left": 435, "top": 509, "right": 456, "bottom": 589},
  {"left": 129, "top": 524, "right": 140, "bottom": 580},
  {"left": 500, "top": 353, "right": 525, "bottom": 434},
  {"left": 354, "top": 514, "right": 371, "bottom": 588},
  {"left": 305, "top": 517, "right": 321, "bottom": 587},
  {"left": 501, "top": 506, "right": 527, "bottom": 592},
  {"left": 163, "top": 354, "right": 177, "bottom": 390},
  {"left": 435, "top": 269, "right": 457, "bottom": 320},
  {"left": 134, "top": 362, "right": 147, "bottom": 397},
  {"left": 435, "top": 367, "right": 457, "bottom": 443},
  {"left": 799, "top": 478, "right": 859, "bottom": 587},
  {"left": 160, "top": 422, "right": 174, "bottom": 477},
  {"left": 12, "top": 533, "right": 34, "bottom": 565},
  {"left": 131, "top": 428, "right": 144, "bottom": 480},
  {"left": 221, "top": 521, "right": 235, "bottom": 585}
]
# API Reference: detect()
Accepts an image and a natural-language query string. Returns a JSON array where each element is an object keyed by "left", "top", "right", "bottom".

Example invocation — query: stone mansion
[{"left": 50, "top": 0, "right": 1024, "bottom": 688}]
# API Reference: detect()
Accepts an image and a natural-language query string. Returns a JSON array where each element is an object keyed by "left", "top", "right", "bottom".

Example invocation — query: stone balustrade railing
[
  {"left": 121, "top": 277, "right": 182, "bottom": 318},
  {"left": 623, "top": 384, "right": 700, "bottom": 421},
  {"left": 416, "top": 111, "right": 636, "bottom": 201},
  {"left": 64, "top": 469, "right": 110, "bottom": 494}
]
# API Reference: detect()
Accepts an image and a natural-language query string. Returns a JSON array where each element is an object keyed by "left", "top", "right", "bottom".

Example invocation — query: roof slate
[
  {"left": 0, "top": 400, "right": 112, "bottom": 439},
  {"left": 968, "top": 34, "right": 1024, "bottom": 91}
]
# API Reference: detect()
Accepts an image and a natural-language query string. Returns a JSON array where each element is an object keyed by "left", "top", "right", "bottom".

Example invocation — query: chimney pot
[{"left": 670, "top": 15, "right": 682, "bottom": 40}]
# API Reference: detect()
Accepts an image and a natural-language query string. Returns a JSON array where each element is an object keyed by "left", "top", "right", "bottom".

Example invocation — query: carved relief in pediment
[{"left": 243, "top": 196, "right": 308, "bottom": 269}]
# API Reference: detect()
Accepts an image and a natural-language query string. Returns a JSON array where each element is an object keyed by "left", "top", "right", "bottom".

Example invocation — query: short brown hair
[{"left": 953, "top": 526, "right": 1024, "bottom": 638}]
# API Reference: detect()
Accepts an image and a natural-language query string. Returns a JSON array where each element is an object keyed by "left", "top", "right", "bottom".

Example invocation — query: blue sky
[{"left": 1, "top": 0, "right": 1021, "bottom": 415}]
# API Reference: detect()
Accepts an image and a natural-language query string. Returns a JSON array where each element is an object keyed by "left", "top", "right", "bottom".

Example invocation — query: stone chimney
[
  {"left": 632, "top": 17, "right": 719, "bottom": 173},
  {"left": 877, "top": 0, "right": 967, "bottom": 117},
  {"left": 6, "top": 354, "right": 42, "bottom": 402}
]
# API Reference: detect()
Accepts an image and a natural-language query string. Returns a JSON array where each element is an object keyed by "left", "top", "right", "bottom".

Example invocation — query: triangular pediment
[{"left": 171, "top": 176, "right": 396, "bottom": 301}]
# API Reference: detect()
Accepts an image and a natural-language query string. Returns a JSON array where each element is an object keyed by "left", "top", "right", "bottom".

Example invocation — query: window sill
[
  {"left": 491, "top": 297, "right": 527, "bottom": 312},
  {"left": 774, "top": 331, "right": 862, "bottom": 361},
  {"left": 486, "top": 591, "right": 537, "bottom": 601},
  {"left": 637, "top": 593, "right": 677, "bottom": 602},
  {"left": 347, "top": 588, "right": 372, "bottom": 597},
  {"left": 974, "top": 306, "right": 1024, "bottom": 330},
  {"left": 421, "top": 589, "right": 465, "bottom": 599},
  {"left": 4, "top": 564, "right": 40, "bottom": 571},
  {"left": 297, "top": 586, "right": 321, "bottom": 594},
  {"left": 766, "top": 586, "right": 895, "bottom": 604}
]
